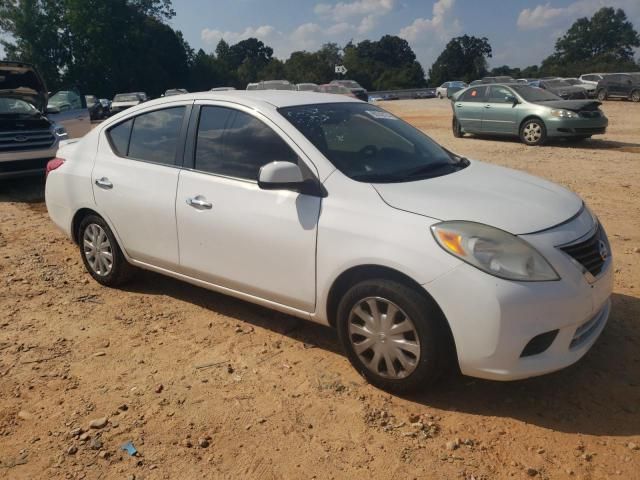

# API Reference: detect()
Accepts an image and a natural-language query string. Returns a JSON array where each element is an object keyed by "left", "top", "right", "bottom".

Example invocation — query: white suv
[{"left": 45, "top": 91, "right": 613, "bottom": 392}]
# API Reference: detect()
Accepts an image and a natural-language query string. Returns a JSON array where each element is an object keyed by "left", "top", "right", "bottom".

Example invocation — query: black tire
[
  {"left": 597, "top": 89, "right": 607, "bottom": 101},
  {"left": 519, "top": 118, "right": 547, "bottom": 146},
  {"left": 336, "top": 279, "right": 451, "bottom": 394},
  {"left": 452, "top": 116, "right": 464, "bottom": 138},
  {"left": 78, "top": 214, "right": 134, "bottom": 287},
  {"left": 631, "top": 90, "right": 640, "bottom": 103}
]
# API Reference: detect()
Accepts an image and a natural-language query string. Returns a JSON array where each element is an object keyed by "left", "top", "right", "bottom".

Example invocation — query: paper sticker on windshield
[{"left": 365, "top": 110, "right": 397, "bottom": 120}]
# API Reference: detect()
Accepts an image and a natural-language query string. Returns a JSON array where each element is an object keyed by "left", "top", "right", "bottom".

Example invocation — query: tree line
[{"left": 1, "top": 1, "right": 638, "bottom": 98}]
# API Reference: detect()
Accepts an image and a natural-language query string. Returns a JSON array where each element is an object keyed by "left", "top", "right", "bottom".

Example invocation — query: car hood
[
  {"left": 548, "top": 85, "right": 585, "bottom": 94},
  {"left": 372, "top": 160, "right": 582, "bottom": 234},
  {"left": 535, "top": 99, "right": 601, "bottom": 111},
  {"left": 0, "top": 61, "right": 48, "bottom": 111},
  {"left": 111, "top": 100, "right": 140, "bottom": 107}
]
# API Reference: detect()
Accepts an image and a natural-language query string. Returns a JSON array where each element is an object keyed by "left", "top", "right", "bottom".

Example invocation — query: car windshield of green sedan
[{"left": 510, "top": 85, "right": 561, "bottom": 102}]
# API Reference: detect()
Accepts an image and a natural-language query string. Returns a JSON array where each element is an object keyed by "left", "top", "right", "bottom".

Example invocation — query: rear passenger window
[
  {"left": 128, "top": 107, "right": 185, "bottom": 165},
  {"left": 459, "top": 86, "right": 486, "bottom": 102},
  {"left": 195, "top": 108, "right": 297, "bottom": 180},
  {"left": 108, "top": 119, "right": 133, "bottom": 156}
]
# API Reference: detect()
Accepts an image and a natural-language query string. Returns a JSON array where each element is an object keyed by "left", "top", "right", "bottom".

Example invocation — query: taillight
[{"left": 46, "top": 157, "right": 65, "bottom": 178}]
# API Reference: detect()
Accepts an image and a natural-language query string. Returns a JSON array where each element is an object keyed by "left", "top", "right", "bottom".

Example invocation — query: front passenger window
[
  {"left": 488, "top": 86, "right": 513, "bottom": 103},
  {"left": 195, "top": 108, "right": 297, "bottom": 181}
]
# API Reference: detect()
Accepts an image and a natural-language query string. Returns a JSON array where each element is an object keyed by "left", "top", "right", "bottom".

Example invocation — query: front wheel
[
  {"left": 519, "top": 118, "right": 547, "bottom": 146},
  {"left": 452, "top": 117, "right": 464, "bottom": 138},
  {"left": 631, "top": 90, "right": 640, "bottom": 103},
  {"left": 78, "top": 215, "right": 134, "bottom": 287},
  {"left": 597, "top": 89, "right": 607, "bottom": 101},
  {"left": 336, "top": 279, "right": 450, "bottom": 393}
]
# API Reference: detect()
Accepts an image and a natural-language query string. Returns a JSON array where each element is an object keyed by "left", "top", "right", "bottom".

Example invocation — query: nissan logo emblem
[
  {"left": 13, "top": 135, "right": 28, "bottom": 143},
  {"left": 598, "top": 240, "right": 609, "bottom": 261}
]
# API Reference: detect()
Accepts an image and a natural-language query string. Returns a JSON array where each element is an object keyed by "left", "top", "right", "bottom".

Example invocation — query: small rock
[
  {"left": 227, "top": 365, "right": 234, "bottom": 374},
  {"left": 634, "top": 247, "right": 640, "bottom": 254},
  {"left": 118, "top": 404, "right": 128, "bottom": 411},
  {"left": 67, "top": 446, "right": 78, "bottom": 455},
  {"left": 89, "top": 417, "right": 108, "bottom": 429},
  {"left": 93, "top": 351, "right": 106, "bottom": 357},
  {"left": 99, "top": 450, "right": 110, "bottom": 459},
  {"left": 526, "top": 467, "right": 538, "bottom": 477},
  {"left": 101, "top": 340, "right": 110, "bottom": 348},
  {"left": 155, "top": 384, "right": 164, "bottom": 394},
  {"left": 69, "top": 427, "right": 83, "bottom": 437},
  {"left": 628, "top": 442, "right": 639, "bottom": 451},
  {"left": 408, "top": 413, "right": 420, "bottom": 423},
  {"left": 79, "top": 432, "right": 90, "bottom": 442},
  {"left": 537, "top": 448, "right": 545, "bottom": 454},
  {"left": 582, "top": 453, "right": 593, "bottom": 461},
  {"left": 17, "top": 410, "right": 33, "bottom": 420},
  {"left": 89, "top": 437, "right": 103, "bottom": 450},
  {"left": 182, "top": 439, "right": 193, "bottom": 448},
  {"left": 198, "top": 438, "right": 210, "bottom": 448},
  {"left": 445, "top": 440, "right": 459, "bottom": 451}
]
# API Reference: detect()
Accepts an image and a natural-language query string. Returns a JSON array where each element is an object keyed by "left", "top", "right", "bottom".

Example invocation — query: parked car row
[{"left": 246, "top": 79, "right": 369, "bottom": 102}]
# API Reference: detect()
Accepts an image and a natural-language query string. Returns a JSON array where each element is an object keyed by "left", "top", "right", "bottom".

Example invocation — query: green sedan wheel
[
  {"left": 452, "top": 117, "right": 464, "bottom": 138},
  {"left": 519, "top": 119, "right": 547, "bottom": 146}
]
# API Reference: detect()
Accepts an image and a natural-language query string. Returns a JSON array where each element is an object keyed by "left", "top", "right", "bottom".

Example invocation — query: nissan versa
[
  {"left": 45, "top": 91, "right": 613, "bottom": 393},
  {"left": 452, "top": 84, "right": 608, "bottom": 146}
]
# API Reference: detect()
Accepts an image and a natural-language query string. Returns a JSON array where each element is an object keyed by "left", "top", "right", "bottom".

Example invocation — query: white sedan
[{"left": 45, "top": 91, "right": 613, "bottom": 393}]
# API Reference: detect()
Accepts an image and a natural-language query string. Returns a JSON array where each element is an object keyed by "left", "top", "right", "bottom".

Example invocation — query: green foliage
[
  {"left": 342, "top": 35, "right": 426, "bottom": 90},
  {"left": 540, "top": 7, "right": 640, "bottom": 76},
  {"left": 428, "top": 35, "right": 492, "bottom": 86}
]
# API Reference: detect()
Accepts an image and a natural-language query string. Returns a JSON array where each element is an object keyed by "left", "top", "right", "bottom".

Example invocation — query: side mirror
[
  {"left": 505, "top": 94, "right": 518, "bottom": 105},
  {"left": 258, "top": 161, "right": 326, "bottom": 197},
  {"left": 46, "top": 106, "right": 61, "bottom": 114}
]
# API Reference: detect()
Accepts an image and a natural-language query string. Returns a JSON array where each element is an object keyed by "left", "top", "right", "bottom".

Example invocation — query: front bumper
[
  {"left": 546, "top": 115, "right": 608, "bottom": 137},
  {"left": 0, "top": 144, "right": 59, "bottom": 178},
  {"left": 425, "top": 209, "right": 613, "bottom": 381}
]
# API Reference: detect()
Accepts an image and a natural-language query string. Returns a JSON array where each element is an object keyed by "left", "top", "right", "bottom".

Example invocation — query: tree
[
  {"left": 540, "top": 7, "right": 640, "bottom": 76},
  {"left": 342, "top": 35, "right": 426, "bottom": 90},
  {"left": 428, "top": 35, "right": 492, "bottom": 86},
  {"left": 0, "top": 0, "right": 67, "bottom": 89}
]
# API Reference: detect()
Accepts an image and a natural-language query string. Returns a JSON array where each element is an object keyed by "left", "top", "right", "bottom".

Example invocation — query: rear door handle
[
  {"left": 95, "top": 177, "right": 113, "bottom": 189},
  {"left": 456, "top": 103, "right": 463, "bottom": 107},
  {"left": 186, "top": 195, "right": 212, "bottom": 210},
  {"left": 484, "top": 104, "right": 492, "bottom": 109}
]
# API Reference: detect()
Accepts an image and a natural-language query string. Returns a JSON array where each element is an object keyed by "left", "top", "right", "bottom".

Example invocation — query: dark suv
[{"left": 596, "top": 73, "right": 640, "bottom": 102}]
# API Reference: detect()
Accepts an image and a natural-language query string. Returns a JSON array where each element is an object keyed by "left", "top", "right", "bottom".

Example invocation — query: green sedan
[{"left": 451, "top": 84, "right": 608, "bottom": 146}]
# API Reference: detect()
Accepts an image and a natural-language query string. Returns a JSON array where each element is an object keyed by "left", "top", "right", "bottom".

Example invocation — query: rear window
[
  {"left": 106, "top": 107, "right": 185, "bottom": 165},
  {"left": 459, "top": 86, "right": 486, "bottom": 102},
  {"left": 107, "top": 119, "right": 133, "bottom": 156}
]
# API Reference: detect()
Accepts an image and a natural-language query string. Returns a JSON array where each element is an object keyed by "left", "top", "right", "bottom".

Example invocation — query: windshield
[
  {"left": 114, "top": 94, "right": 140, "bottom": 102},
  {"left": 48, "top": 90, "right": 83, "bottom": 110},
  {"left": 450, "top": 81, "right": 467, "bottom": 87},
  {"left": 0, "top": 97, "right": 39, "bottom": 115},
  {"left": 511, "top": 85, "right": 561, "bottom": 102},
  {"left": 279, "top": 103, "right": 466, "bottom": 183}
]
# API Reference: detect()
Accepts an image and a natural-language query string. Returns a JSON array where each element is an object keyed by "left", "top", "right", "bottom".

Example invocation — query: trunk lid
[{"left": 0, "top": 61, "right": 48, "bottom": 112}]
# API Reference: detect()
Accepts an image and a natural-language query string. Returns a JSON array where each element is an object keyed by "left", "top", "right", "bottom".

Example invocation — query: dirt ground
[{"left": 0, "top": 99, "right": 639, "bottom": 480}]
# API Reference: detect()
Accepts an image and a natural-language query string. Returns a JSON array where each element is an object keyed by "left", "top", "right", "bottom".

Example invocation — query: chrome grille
[
  {"left": 0, "top": 129, "right": 55, "bottom": 152},
  {"left": 560, "top": 225, "right": 607, "bottom": 276}
]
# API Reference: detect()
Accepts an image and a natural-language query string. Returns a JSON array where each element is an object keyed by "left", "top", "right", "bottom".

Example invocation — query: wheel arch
[
  {"left": 325, "top": 264, "right": 459, "bottom": 368},
  {"left": 519, "top": 114, "right": 546, "bottom": 132},
  {"left": 71, "top": 208, "right": 101, "bottom": 244}
]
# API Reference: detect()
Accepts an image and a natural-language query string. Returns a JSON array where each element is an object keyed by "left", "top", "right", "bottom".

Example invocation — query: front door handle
[
  {"left": 484, "top": 104, "right": 492, "bottom": 109},
  {"left": 95, "top": 177, "right": 113, "bottom": 189},
  {"left": 186, "top": 195, "right": 212, "bottom": 210},
  {"left": 456, "top": 103, "right": 463, "bottom": 107}
]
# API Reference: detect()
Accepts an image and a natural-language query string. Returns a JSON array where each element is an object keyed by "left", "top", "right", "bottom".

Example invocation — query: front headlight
[
  {"left": 550, "top": 108, "right": 578, "bottom": 118},
  {"left": 431, "top": 221, "right": 560, "bottom": 282}
]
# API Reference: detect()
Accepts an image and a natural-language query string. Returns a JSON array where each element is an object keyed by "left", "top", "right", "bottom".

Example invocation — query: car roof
[{"left": 126, "top": 90, "right": 362, "bottom": 109}]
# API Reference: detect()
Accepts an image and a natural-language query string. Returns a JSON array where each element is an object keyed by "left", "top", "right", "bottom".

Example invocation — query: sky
[
  {"left": 169, "top": 0, "right": 640, "bottom": 71},
  {"left": 1, "top": 0, "right": 639, "bottom": 72}
]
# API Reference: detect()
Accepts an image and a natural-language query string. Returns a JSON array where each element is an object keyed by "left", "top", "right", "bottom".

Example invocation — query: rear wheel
[
  {"left": 631, "top": 90, "right": 640, "bottom": 103},
  {"left": 597, "top": 89, "right": 607, "bottom": 101},
  {"left": 452, "top": 117, "right": 464, "bottom": 138},
  {"left": 78, "top": 215, "right": 134, "bottom": 287},
  {"left": 519, "top": 118, "right": 547, "bottom": 146},
  {"left": 336, "top": 279, "right": 450, "bottom": 393}
]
